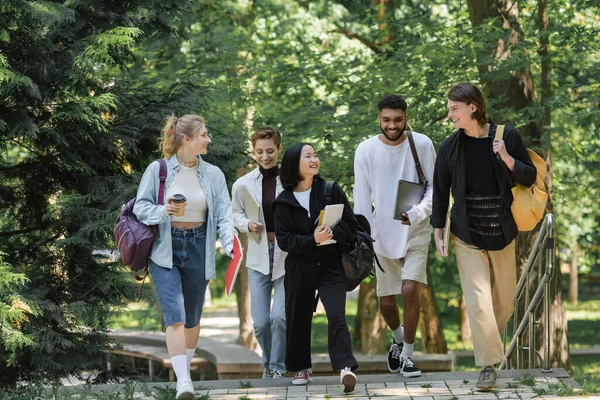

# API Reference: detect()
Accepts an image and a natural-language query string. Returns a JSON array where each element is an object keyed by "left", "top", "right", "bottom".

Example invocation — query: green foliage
[
  {"left": 515, "top": 372, "right": 537, "bottom": 387},
  {"left": 238, "top": 379, "right": 253, "bottom": 389},
  {"left": 0, "top": 0, "right": 220, "bottom": 387},
  {"left": 0, "top": 252, "right": 35, "bottom": 368}
]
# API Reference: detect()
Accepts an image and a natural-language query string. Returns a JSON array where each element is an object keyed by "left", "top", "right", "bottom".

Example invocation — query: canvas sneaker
[
  {"left": 340, "top": 367, "right": 357, "bottom": 393},
  {"left": 400, "top": 356, "right": 422, "bottom": 378},
  {"left": 387, "top": 341, "right": 403, "bottom": 372},
  {"left": 175, "top": 380, "right": 195, "bottom": 400},
  {"left": 262, "top": 368, "right": 273, "bottom": 379},
  {"left": 271, "top": 369, "right": 285, "bottom": 379},
  {"left": 291, "top": 369, "right": 313, "bottom": 385}
]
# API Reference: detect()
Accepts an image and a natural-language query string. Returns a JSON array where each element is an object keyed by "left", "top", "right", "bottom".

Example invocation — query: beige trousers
[{"left": 453, "top": 235, "right": 516, "bottom": 367}]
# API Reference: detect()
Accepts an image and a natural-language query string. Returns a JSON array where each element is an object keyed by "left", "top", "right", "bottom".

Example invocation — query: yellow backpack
[{"left": 495, "top": 125, "right": 548, "bottom": 231}]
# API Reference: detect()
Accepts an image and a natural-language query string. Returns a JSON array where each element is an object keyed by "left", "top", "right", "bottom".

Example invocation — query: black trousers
[{"left": 284, "top": 261, "right": 358, "bottom": 372}]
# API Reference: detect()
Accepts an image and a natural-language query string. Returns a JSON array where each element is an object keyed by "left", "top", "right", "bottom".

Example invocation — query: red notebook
[{"left": 225, "top": 234, "right": 243, "bottom": 297}]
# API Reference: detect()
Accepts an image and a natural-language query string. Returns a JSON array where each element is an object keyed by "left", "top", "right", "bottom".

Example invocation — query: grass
[
  {"left": 0, "top": 383, "right": 212, "bottom": 400},
  {"left": 238, "top": 379, "right": 253, "bottom": 389},
  {"left": 515, "top": 372, "right": 538, "bottom": 387}
]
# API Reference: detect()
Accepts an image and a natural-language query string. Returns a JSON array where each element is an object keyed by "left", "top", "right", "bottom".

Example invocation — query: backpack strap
[
  {"left": 324, "top": 181, "right": 335, "bottom": 205},
  {"left": 135, "top": 159, "right": 168, "bottom": 299},
  {"left": 495, "top": 124, "right": 505, "bottom": 140},
  {"left": 157, "top": 159, "right": 167, "bottom": 206},
  {"left": 494, "top": 125, "right": 515, "bottom": 186},
  {"left": 407, "top": 131, "right": 426, "bottom": 185},
  {"left": 374, "top": 253, "right": 385, "bottom": 274}
]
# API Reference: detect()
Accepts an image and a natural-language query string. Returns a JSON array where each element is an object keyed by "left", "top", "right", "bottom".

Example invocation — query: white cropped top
[{"left": 166, "top": 164, "right": 207, "bottom": 223}]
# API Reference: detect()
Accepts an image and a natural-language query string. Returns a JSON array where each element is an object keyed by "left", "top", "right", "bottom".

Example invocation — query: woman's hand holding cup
[{"left": 167, "top": 194, "right": 187, "bottom": 217}]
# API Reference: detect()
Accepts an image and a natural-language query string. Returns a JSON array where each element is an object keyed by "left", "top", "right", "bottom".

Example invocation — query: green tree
[{"left": 0, "top": 0, "right": 242, "bottom": 385}]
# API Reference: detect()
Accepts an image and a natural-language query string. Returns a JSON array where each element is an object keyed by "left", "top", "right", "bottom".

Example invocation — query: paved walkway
[{"left": 56, "top": 369, "right": 596, "bottom": 399}]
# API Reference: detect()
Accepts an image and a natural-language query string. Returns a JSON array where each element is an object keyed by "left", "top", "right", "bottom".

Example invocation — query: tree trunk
[
  {"left": 235, "top": 233, "right": 258, "bottom": 350},
  {"left": 538, "top": 0, "right": 570, "bottom": 370},
  {"left": 354, "top": 278, "right": 389, "bottom": 354},
  {"left": 465, "top": 0, "right": 570, "bottom": 369},
  {"left": 459, "top": 295, "right": 472, "bottom": 342},
  {"left": 419, "top": 266, "right": 448, "bottom": 353},
  {"left": 466, "top": 0, "right": 538, "bottom": 141},
  {"left": 569, "top": 241, "right": 579, "bottom": 305},
  {"left": 371, "top": 0, "right": 395, "bottom": 43}
]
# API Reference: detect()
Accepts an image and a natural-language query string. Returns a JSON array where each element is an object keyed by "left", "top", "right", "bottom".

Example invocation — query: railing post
[
  {"left": 502, "top": 214, "right": 555, "bottom": 372},
  {"left": 543, "top": 214, "right": 554, "bottom": 372}
]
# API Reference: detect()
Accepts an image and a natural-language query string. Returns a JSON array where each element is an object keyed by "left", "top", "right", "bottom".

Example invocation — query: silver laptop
[{"left": 393, "top": 180, "right": 426, "bottom": 221}]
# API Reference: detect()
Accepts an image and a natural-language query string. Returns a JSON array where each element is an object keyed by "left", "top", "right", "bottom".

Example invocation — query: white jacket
[{"left": 231, "top": 167, "right": 287, "bottom": 280}]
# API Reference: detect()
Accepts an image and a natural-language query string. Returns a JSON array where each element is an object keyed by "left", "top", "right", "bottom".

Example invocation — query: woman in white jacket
[{"left": 231, "top": 126, "right": 287, "bottom": 379}]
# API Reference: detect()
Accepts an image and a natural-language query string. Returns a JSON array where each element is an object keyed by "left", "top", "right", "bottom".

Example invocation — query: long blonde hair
[{"left": 160, "top": 114, "right": 206, "bottom": 158}]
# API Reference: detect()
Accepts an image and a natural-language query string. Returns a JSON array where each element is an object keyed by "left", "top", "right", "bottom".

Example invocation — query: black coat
[
  {"left": 273, "top": 178, "right": 357, "bottom": 270},
  {"left": 431, "top": 120, "right": 537, "bottom": 248}
]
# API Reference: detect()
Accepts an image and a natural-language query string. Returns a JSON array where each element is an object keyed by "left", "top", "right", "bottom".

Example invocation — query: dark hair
[
  {"left": 378, "top": 95, "right": 408, "bottom": 112},
  {"left": 448, "top": 83, "right": 487, "bottom": 127},
  {"left": 280, "top": 142, "right": 321, "bottom": 189},
  {"left": 251, "top": 125, "right": 282, "bottom": 148}
]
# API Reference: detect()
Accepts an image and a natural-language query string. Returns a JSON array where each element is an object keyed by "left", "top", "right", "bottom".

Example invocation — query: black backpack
[{"left": 323, "top": 181, "right": 384, "bottom": 291}]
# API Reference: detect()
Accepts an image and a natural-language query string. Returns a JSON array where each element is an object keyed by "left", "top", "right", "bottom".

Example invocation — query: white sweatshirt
[{"left": 353, "top": 132, "right": 436, "bottom": 259}]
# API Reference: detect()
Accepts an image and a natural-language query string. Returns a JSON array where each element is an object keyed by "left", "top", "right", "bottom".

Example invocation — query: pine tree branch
[
  {"left": 329, "top": 28, "right": 384, "bottom": 54},
  {"left": 0, "top": 162, "right": 37, "bottom": 172},
  {"left": 0, "top": 227, "right": 43, "bottom": 237},
  {"left": 11, "top": 138, "right": 41, "bottom": 157}
]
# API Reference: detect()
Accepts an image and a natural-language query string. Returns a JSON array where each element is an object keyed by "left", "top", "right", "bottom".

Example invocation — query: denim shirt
[{"left": 133, "top": 155, "right": 235, "bottom": 280}]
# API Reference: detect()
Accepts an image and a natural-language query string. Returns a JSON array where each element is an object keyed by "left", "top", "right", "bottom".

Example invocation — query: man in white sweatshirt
[{"left": 353, "top": 95, "right": 435, "bottom": 378}]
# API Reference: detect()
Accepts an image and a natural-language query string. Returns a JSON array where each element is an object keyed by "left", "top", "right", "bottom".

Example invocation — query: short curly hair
[
  {"left": 251, "top": 126, "right": 282, "bottom": 148},
  {"left": 378, "top": 95, "right": 408, "bottom": 112}
]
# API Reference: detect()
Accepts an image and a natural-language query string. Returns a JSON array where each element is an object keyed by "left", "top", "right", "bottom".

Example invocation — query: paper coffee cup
[{"left": 170, "top": 194, "right": 186, "bottom": 217}]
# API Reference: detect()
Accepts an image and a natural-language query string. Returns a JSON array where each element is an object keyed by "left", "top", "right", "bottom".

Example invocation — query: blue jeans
[
  {"left": 149, "top": 226, "right": 208, "bottom": 328},
  {"left": 247, "top": 242, "right": 286, "bottom": 372}
]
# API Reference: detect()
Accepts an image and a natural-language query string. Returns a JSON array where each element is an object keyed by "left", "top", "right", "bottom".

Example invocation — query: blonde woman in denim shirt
[
  {"left": 133, "top": 115, "right": 235, "bottom": 400},
  {"left": 231, "top": 126, "right": 287, "bottom": 380}
]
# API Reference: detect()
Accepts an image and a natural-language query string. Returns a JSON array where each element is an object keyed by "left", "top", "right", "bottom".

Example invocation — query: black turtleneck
[{"left": 260, "top": 165, "right": 279, "bottom": 233}]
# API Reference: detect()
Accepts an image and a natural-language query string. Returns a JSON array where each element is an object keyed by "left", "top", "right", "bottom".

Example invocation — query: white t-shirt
[
  {"left": 293, "top": 188, "right": 312, "bottom": 216},
  {"left": 353, "top": 132, "right": 436, "bottom": 259}
]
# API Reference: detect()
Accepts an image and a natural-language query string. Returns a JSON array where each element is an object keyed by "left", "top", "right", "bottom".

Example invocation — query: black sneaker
[
  {"left": 387, "top": 341, "right": 403, "bottom": 373},
  {"left": 400, "top": 356, "right": 422, "bottom": 378}
]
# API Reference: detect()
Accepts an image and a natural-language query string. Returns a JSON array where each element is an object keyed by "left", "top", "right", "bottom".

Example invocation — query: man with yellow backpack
[{"left": 431, "top": 83, "right": 547, "bottom": 392}]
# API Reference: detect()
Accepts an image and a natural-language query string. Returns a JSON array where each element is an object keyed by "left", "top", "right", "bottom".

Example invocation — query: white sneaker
[
  {"left": 175, "top": 380, "right": 195, "bottom": 400},
  {"left": 340, "top": 367, "right": 357, "bottom": 393}
]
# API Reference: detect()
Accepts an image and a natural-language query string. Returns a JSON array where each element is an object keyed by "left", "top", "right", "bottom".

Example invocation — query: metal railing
[{"left": 500, "top": 213, "right": 555, "bottom": 372}]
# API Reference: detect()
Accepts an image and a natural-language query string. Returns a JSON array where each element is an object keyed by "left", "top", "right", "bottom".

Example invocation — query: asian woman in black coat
[{"left": 272, "top": 143, "right": 358, "bottom": 393}]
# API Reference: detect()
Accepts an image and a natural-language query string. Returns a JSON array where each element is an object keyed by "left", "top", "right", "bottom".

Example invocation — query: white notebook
[
  {"left": 317, "top": 204, "right": 344, "bottom": 246},
  {"left": 245, "top": 188, "right": 261, "bottom": 244}
]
